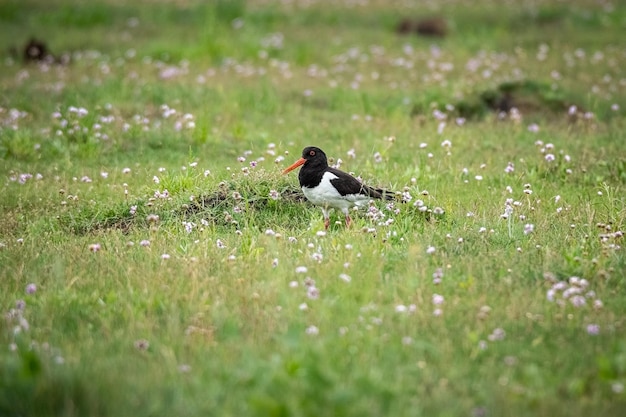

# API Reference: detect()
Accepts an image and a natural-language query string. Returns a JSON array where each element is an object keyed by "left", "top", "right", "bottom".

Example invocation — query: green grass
[{"left": 1, "top": 0, "right": 626, "bottom": 416}]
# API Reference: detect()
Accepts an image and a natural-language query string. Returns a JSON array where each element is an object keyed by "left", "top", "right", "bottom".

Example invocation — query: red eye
[{"left": 309, "top": 150, "right": 316, "bottom": 156}]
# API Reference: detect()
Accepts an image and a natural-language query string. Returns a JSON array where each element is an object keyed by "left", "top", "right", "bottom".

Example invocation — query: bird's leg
[
  {"left": 345, "top": 214, "right": 352, "bottom": 227},
  {"left": 322, "top": 208, "right": 330, "bottom": 230}
]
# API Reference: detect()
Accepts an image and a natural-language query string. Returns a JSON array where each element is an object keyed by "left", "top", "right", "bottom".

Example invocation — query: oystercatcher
[{"left": 283, "top": 146, "right": 395, "bottom": 229}]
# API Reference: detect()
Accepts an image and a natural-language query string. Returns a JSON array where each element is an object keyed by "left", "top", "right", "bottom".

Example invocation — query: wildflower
[
  {"left": 88, "top": 243, "right": 101, "bottom": 252},
  {"left": 305, "top": 325, "right": 319, "bottom": 335},
  {"left": 339, "top": 273, "right": 351, "bottom": 283},
  {"left": 545, "top": 154, "right": 555, "bottom": 162},
  {"left": 395, "top": 305, "right": 407, "bottom": 313},
  {"left": 586, "top": 324, "right": 600, "bottom": 335},
  {"left": 154, "top": 189, "right": 169, "bottom": 199},
  {"left": 433, "top": 308, "right": 443, "bottom": 317},
  {"left": 524, "top": 224, "right": 534, "bottom": 235},
  {"left": 432, "top": 268, "right": 444, "bottom": 284},
  {"left": 371, "top": 317, "right": 383, "bottom": 325},
  {"left": 432, "top": 294, "right": 444, "bottom": 305},
  {"left": 477, "top": 305, "right": 491, "bottom": 320},
  {"left": 216, "top": 239, "right": 226, "bottom": 249},
  {"left": 307, "top": 286, "right": 320, "bottom": 300},
  {"left": 504, "top": 162, "right": 515, "bottom": 173},
  {"left": 122, "top": 167, "right": 131, "bottom": 174},
  {"left": 373, "top": 152, "right": 383, "bottom": 163},
  {"left": 146, "top": 214, "right": 159, "bottom": 223},
  {"left": 272, "top": 258, "right": 279, "bottom": 268},
  {"left": 183, "top": 221, "right": 194, "bottom": 233},
  {"left": 25, "top": 283, "right": 37, "bottom": 294},
  {"left": 402, "top": 336, "right": 413, "bottom": 345},
  {"left": 488, "top": 328, "right": 506, "bottom": 341},
  {"left": 140, "top": 240, "right": 150, "bottom": 247},
  {"left": 295, "top": 266, "right": 308, "bottom": 274},
  {"left": 426, "top": 246, "right": 436, "bottom": 255},
  {"left": 269, "top": 189, "right": 280, "bottom": 200},
  {"left": 570, "top": 295, "right": 586, "bottom": 307}
]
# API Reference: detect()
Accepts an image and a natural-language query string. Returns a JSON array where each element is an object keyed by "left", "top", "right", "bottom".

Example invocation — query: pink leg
[
  {"left": 345, "top": 215, "right": 352, "bottom": 227},
  {"left": 322, "top": 208, "right": 331, "bottom": 230}
]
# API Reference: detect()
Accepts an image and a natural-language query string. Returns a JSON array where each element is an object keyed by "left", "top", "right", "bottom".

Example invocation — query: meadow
[{"left": 1, "top": 0, "right": 625, "bottom": 416}]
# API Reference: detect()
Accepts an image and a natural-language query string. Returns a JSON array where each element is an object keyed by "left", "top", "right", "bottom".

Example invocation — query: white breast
[{"left": 303, "top": 171, "right": 371, "bottom": 212}]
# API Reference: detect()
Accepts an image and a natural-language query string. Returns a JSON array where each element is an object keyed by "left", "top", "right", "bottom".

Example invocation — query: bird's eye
[{"left": 309, "top": 150, "right": 316, "bottom": 156}]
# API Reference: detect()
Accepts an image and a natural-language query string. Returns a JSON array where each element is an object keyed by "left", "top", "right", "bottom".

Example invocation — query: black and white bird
[{"left": 283, "top": 146, "right": 396, "bottom": 229}]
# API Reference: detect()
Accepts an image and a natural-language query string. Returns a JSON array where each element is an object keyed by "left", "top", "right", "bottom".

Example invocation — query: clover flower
[{"left": 25, "top": 283, "right": 37, "bottom": 294}]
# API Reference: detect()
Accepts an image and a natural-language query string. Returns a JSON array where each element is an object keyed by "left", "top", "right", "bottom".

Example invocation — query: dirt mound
[{"left": 396, "top": 17, "right": 448, "bottom": 38}]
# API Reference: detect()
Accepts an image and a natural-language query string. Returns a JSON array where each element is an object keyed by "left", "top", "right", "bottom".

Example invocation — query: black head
[
  {"left": 283, "top": 146, "right": 328, "bottom": 175},
  {"left": 301, "top": 146, "right": 327, "bottom": 165}
]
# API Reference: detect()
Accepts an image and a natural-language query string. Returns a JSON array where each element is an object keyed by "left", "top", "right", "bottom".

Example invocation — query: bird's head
[{"left": 282, "top": 146, "right": 327, "bottom": 174}]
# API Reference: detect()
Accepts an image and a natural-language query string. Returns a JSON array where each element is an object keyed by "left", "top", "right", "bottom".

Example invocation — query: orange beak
[{"left": 282, "top": 157, "right": 306, "bottom": 174}]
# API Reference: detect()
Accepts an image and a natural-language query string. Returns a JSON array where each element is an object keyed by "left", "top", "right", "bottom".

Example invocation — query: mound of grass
[{"left": 1, "top": 0, "right": 626, "bottom": 416}]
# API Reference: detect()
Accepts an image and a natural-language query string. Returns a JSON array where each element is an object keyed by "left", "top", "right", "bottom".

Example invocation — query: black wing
[{"left": 328, "top": 167, "right": 395, "bottom": 200}]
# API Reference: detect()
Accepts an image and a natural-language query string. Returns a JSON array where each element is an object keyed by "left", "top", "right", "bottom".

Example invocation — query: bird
[{"left": 283, "top": 146, "right": 396, "bottom": 229}]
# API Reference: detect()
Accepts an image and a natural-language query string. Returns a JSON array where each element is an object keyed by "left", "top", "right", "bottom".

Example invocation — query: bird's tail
[{"left": 363, "top": 185, "right": 397, "bottom": 201}]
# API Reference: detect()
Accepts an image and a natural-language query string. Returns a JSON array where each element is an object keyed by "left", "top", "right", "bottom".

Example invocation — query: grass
[{"left": 1, "top": 0, "right": 626, "bottom": 416}]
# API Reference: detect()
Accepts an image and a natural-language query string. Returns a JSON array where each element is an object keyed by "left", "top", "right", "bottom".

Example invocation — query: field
[{"left": 1, "top": 0, "right": 625, "bottom": 416}]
